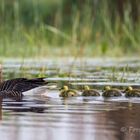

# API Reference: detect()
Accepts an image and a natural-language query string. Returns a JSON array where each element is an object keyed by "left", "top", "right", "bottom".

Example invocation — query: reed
[{"left": 0, "top": 0, "right": 139, "bottom": 57}]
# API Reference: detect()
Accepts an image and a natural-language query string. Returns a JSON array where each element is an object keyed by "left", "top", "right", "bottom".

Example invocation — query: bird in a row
[
  {"left": 0, "top": 77, "right": 140, "bottom": 100},
  {"left": 59, "top": 85, "right": 140, "bottom": 97}
]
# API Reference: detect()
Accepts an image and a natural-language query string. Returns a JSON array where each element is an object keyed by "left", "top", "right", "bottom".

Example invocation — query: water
[{"left": 1, "top": 58, "right": 140, "bottom": 140}]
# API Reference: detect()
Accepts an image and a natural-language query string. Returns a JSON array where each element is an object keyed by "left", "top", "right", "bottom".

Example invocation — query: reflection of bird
[
  {"left": 0, "top": 78, "right": 48, "bottom": 100},
  {"left": 59, "top": 85, "right": 79, "bottom": 97},
  {"left": 102, "top": 86, "right": 122, "bottom": 97},
  {"left": 124, "top": 86, "right": 140, "bottom": 97},
  {"left": 82, "top": 86, "right": 100, "bottom": 96}
]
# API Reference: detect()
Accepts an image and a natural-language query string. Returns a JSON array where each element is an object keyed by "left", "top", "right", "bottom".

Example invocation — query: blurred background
[
  {"left": 0, "top": 2, "right": 140, "bottom": 140},
  {"left": 0, "top": 0, "right": 139, "bottom": 58}
]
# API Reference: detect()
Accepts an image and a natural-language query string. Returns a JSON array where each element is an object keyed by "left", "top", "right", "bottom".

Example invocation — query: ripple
[{"left": 1, "top": 58, "right": 140, "bottom": 140}]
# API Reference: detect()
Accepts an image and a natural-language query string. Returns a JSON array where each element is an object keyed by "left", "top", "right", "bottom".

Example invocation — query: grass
[
  {"left": 0, "top": 24, "right": 139, "bottom": 58},
  {"left": 0, "top": 0, "right": 140, "bottom": 58}
]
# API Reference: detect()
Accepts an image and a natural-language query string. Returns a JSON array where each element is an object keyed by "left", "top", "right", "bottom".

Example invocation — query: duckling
[
  {"left": 102, "top": 86, "right": 122, "bottom": 97},
  {"left": 59, "top": 85, "right": 79, "bottom": 97},
  {"left": 124, "top": 86, "right": 140, "bottom": 97},
  {"left": 82, "top": 86, "right": 100, "bottom": 96}
]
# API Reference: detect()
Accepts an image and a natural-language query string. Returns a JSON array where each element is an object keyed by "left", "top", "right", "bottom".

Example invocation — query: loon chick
[
  {"left": 0, "top": 78, "right": 48, "bottom": 100},
  {"left": 59, "top": 85, "right": 79, "bottom": 97},
  {"left": 82, "top": 86, "right": 100, "bottom": 96}
]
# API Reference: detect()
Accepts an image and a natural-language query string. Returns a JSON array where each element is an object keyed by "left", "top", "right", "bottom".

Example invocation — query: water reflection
[{"left": 1, "top": 96, "right": 140, "bottom": 140}]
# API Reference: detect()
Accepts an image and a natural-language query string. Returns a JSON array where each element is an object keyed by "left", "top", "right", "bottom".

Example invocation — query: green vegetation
[{"left": 0, "top": 0, "right": 140, "bottom": 58}]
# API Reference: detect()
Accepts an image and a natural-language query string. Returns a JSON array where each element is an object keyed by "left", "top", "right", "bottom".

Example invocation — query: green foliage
[{"left": 0, "top": 0, "right": 140, "bottom": 57}]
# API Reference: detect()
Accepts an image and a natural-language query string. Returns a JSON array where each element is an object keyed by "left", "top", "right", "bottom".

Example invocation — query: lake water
[{"left": 1, "top": 58, "right": 140, "bottom": 140}]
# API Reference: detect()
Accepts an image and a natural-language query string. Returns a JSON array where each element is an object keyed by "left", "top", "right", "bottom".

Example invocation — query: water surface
[{"left": 1, "top": 58, "right": 140, "bottom": 140}]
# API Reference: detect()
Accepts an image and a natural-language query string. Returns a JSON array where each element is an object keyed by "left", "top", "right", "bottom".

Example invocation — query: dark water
[{"left": 1, "top": 58, "right": 140, "bottom": 140}]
